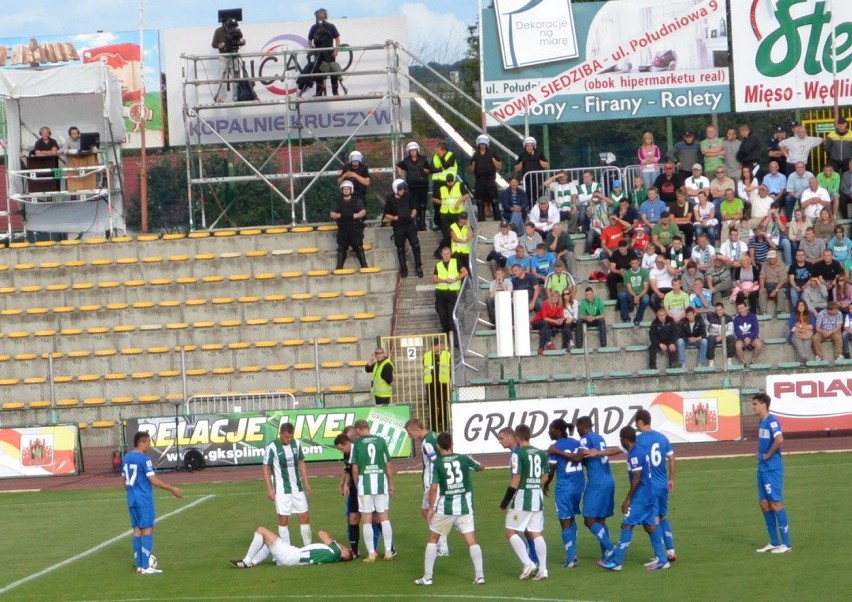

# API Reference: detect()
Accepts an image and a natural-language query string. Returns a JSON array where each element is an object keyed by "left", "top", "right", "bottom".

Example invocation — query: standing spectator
[
  {"left": 468, "top": 134, "right": 503, "bottom": 221},
  {"left": 572, "top": 170, "right": 603, "bottom": 233},
  {"left": 653, "top": 163, "right": 682, "bottom": 206},
  {"left": 701, "top": 125, "right": 725, "bottom": 175},
  {"left": 545, "top": 222, "right": 576, "bottom": 275},
  {"left": 670, "top": 131, "right": 701, "bottom": 179},
  {"left": 759, "top": 251, "right": 788, "bottom": 316},
  {"left": 648, "top": 307, "right": 678, "bottom": 369},
  {"left": 663, "top": 278, "right": 690, "bottom": 321},
  {"left": 529, "top": 198, "right": 560, "bottom": 238},
  {"left": 669, "top": 188, "right": 695, "bottom": 246},
  {"left": 731, "top": 254, "right": 761, "bottom": 313},
  {"left": 330, "top": 181, "right": 367, "bottom": 269},
  {"left": 561, "top": 289, "right": 581, "bottom": 350},
  {"left": 486, "top": 221, "right": 519, "bottom": 269},
  {"left": 630, "top": 173, "right": 648, "bottom": 208},
  {"left": 827, "top": 226, "right": 852, "bottom": 264},
  {"left": 543, "top": 171, "right": 576, "bottom": 230},
  {"left": 812, "top": 248, "right": 844, "bottom": 300},
  {"left": 802, "top": 274, "right": 829, "bottom": 313},
  {"left": 433, "top": 246, "right": 468, "bottom": 347},
  {"left": 800, "top": 227, "right": 826, "bottom": 264},
  {"left": 397, "top": 141, "right": 432, "bottom": 231},
  {"left": 384, "top": 179, "right": 423, "bottom": 278},
  {"left": 705, "top": 302, "right": 735, "bottom": 368},
  {"left": 605, "top": 240, "right": 634, "bottom": 300},
  {"left": 824, "top": 117, "right": 852, "bottom": 173},
  {"left": 307, "top": 8, "right": 341, "bottom": 96},
  {"left": 510, "top": 263, "right": 540, "bottom": 313},
  {"left": 430, "top": 141, "right": 458, "bottom": 230},
  {"left": 365, "top": 348, "right": 394, "bottom": 405},
  {"left": 783, "top": 162, "right": 814, "bottom": 219},
  {"left": 736, "top": 123, "right": 763, "bottom": 178},
  {"left": 500, "top": 177, "right": 530, "bottom": 233},
  {"left": 766, "top": 126, "right": 789, "bottom": 175},
  {"left": 788, "top": 249, "right": 812, "bottom": 307},
  {"left": 842, "top": 308, "right": 852, "bottom": 359},
  {"left": 723, "top": 127, "right": 742, "bottom": 179},
  {"left": 618, "top": 255, "right": 650, "bottom": 325},
  {"left": 677, "top": 306, "right": 708, "bottom": 368},
  {"left": 779, "top": 123, "right": 824, "bottom": 175},
  {"left": 486, "top": 266, "right": 513, "bottom": 325},
  {"left": 579, "top": 287, "right": 607, "bottom": 347},
  {"left": 514, "top": 136, "right": 549, "bottom": 203},
  {"left": 707, "top": 254, "right": 734, "bottom": 302},
  {"left": 733, "top": 301, "right": 763, "bottom": 366},
  {"left": 639, "top": 187, "right": 667, "bottom": 232},
  {"left": 638, "top": 131, "right": 662, "bottom": 189},
  {"left": 337, "top": 150, "right": 371, "bottom": 201},
  {"left": 432, "top": 173, "right": 470, "bottom": 258},
  {"left": 649, "top": 255, "right": 676, "bottom": 311},
  {"left": 787, "top": 299, "right": 816, "bottom": 364},
  {"left": 532, "top": 290, "right": 567, "bottom": 354},
  {"left": 813, "top": 302, "right": 844, "bottom": 360}
]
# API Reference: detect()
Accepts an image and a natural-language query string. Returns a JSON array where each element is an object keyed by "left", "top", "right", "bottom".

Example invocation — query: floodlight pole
[{"left": 139, "top": 0, "right": 149, "bottom": 233}]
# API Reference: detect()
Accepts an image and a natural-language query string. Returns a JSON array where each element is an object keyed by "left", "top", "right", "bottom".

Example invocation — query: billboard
[
  {"left": 731, "top": 0, "right": 852, "bottom": 112},
  {"left": 451, "top": 389, "right": 742, "bottom": 454},
  {"left": 0, "top": 31, "right": 164, "bottom": 149},
  {"left": 163, "top": 16, "right": 411, "bottom": 146},
  {"left": 124, "top": 405, "right": 412, "bottom": 469},
  {"left": 767, "top": 372, "right": 852, "bottom": 433},
  {"left": 0, "top": 425, "right": 81, "bottom": 479},
  {"left": 482, "top": 0, "right": 731, "bottom": 126}
]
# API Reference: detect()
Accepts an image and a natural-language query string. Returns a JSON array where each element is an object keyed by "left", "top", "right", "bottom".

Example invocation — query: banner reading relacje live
[
  {"left": 451, "top": 389, "right": 741, "bottom": 454},
  {"left": 730, "top": 0, "right": 852, "bottom": 111},
  {"left": 482, "top": 0, "right": 731, "bottom": 126}
]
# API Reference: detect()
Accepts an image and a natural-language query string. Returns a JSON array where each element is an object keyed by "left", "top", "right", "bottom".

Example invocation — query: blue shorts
[
  {"left": 582, "top": 484, "right": 614, "bottom": 519},
  {"left": 554, "top": 488, "right": 583, "bottom": 520},
  {"left": 622, "top": 498, "right": 659, "bottom": 527},
  {"left": 129, "top": 504, "right": 155, "bottom": 530},
  {"left": 757, "top": 469, "right": 783, "bottom": 502},
  {"left": 653, "top": 486, "right": 669, "bottom": 518}
]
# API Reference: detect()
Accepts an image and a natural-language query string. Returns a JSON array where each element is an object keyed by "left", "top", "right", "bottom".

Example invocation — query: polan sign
[
  {"left": 767, "top": 372, "right": 852, "bottom": 433},
  {"left": 731, "top": 0, "right": 852, "bottom": 111}
]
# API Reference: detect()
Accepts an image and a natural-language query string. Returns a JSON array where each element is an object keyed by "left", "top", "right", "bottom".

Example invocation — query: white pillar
[
  {"left": 495, "top": 290, "right": 514, "bottom": 357},
  {"left": 512, "top": 290, "right": 532, "bottom": 357}
]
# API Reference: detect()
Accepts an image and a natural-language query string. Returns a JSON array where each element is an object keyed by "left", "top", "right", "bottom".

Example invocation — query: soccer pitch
[{"left": 0, "top": 453, "right": 847, "bottom": 602}]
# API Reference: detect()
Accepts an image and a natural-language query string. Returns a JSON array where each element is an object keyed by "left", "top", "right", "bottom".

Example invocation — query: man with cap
[
  {"left": 396, "top": 141, "right": 432, "bottom": 231},
  {"left": 330, "top": 180, "right": 368, "bottom": 269},
  {"left": 670, "top": 131, "right": 701, "bottom": 179},
  {"left": 337, "top": 150, "right": 371, "bottom": 201},
  {"left": 499, "top": 176, "right": 530, "bottom": 233},
  {"left": 653, "top": 163, "right": 683, "bottom": 206},
  {"left": 384, "top": 179, "right": 424, "bottom": 278},
  {"left": 486, "top": 220, "right": 519, "bottom": 269},
  {"left": 450, "top": 212, "right": 474, "bottom": 272},
  {"left": 433, "top": 172, "right": 470, "bottom": 259},
  {"left": 528, "top": 197, "right": 560, "bottom": 238},
  {"left": 684, "top": 164, "right": 710, "bottom": 203},
  {"left": 514, "top": 136, "right": 550, "bottom": 204},
  {"left": 767, "top": 126, "right": 789, "bottom": 175},
  {"left": 825, "top": 117, "right": 852, "bottom": 174},
  {"left": 780, "top": 123, "right": 824, "bottom": 176},
  {"left": 469, "top": 134, "right": 503, "bottom": 221}
]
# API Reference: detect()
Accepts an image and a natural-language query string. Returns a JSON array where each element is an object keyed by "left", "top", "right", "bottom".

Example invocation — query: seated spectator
[
  {"left": 843, "top": 308, "right": 852, "bottom": 359},
  {"left": 613, "top": 196, "right": 641, "bottom": 233},
  {"left": 530, "top": 243, "right": 556, "bottom": 285},
  {"left": 759, "top": 209, "right": 793, "bottom": 266},
  {"left": 718, "top": 188, "right": 744, "bottom": 239},
  {"left": 706, "top": 254, "right": 733, "bottom": 302},
  {"left": 545, "top": 222, "right": 577, "bottom": 275},
  {"left": 835, "top": 273, "right": 852, "bottom": 314},
  {"left": 528, "top": 199, "right": 559, "bottom": 238},
  {"left": 648, "top": 307, "right": 678, "bottom": 370},
  {"left": 801, "top": 177, "right": 832, "bottom": 221},
  {"left": 684, "top": 163, "right": 710, "bottom": 202},
  {"left": 629, "top": 225, "right": 652, "bottom": 256},
  {"left": 812, "top": 248, "right": 845, "bottom": 301},
  {"left": 532, "top": 290, "right": 567, "bottom": 354},
  {"left": 486, "top": 220, "right": 519, "bottom": 269},
  {"left": 762, "top": 160, "right": 788, "bottom": 211},
  {"left": 652, "top": 211, "right": 680, "bottom": 254},
  {"left": 579, "top": 287, "right": 607, "bottom": 347},
  {"left": 663, "top": 278, "right": 690, "bottom": 321},
  {"left": 737, "top": 165, "right": 760, "bottom": 207},
  {"left": 827, "top": 225, "right": 852, "bottom": 264},
  {"left": 585, "top": 188, "right": 613, "bottom": 253},
  {"left": 705, "top": 302, "right": 735, "bottom": 368},
  {"left": 653, "top": 163, "right": 682, "bottom": 204},
  {"left": 748, "top": 185, "right": 775, "bottom": 230},
  {"left": 692, "top": 191, "right": 718, "bottom": 244},
  {"left": 618, "top": 255, "right": 651, "bottom": 325},
  {"left": 718, "top": 227, "right": 749, "bottom": 268},
  {"left": 802, "top": 275, "right": 828, "bottom": 314},
  {"left": 800, "top": 226, "right": 827, "bottom": 264},
  {"left": 690, "top": 233, "right": 716, "bottom": 272},
  {"left": 561, "top": 289, "right": 582, "bottom": 350},
  {"left": 667, "top": 236, "right": 689, "bottom": 273},
  {"left": 783, "top": 161, "right": 814, "bottom": 220},
  {"left": 605, "top": 240, "right": 634, "bottom": 300},
  {"left": 486, "top": 266, "right": 513, "bottom": 325},
  {"left": 520, "top": 221, "right": 543, "bottom": 255},
  {"left": 813, "top": 301, "right": 844, "bottom": 360},
  {"left": 681, "top": 260, "right": 705, "bottom": 293},
  {"left": 677, "top": 306, "right": 708, "bottom": 368},
  {"left": 639, "top": 187, "right": 667, "bottom": 232},
  {"left": 505, "top": 245, "right": 532, "bottom": 274},
  {"left": 543, "top": 171, "right": 576, "bottom": 230},
  {"left": 509, "top": 263, "right": 540, "bottom": 313},
  {"left": 731, "top": 254, "right": 761, "bottom": 313},
  {"left": 649, "top": 254, "right": 676, "bottom": 311},
  {"left": 572, "top": 170, "right": 602, "bottom": 233},
  {"left": 689, "top": 277, "right": 713, "bottom": 316},
  {"left": 599, "top": 213, "right": 627, "bottom": 263},
  {"left": 668, "top": 187, "right": 694, "bottom": 246},
  {"left": 544, "top": 262, "right": 577, "bottom": 297},
  {"left": 500, "top": 177, "right": 530, "bottom": 233},
  {"left": 606, "top": 180, "right": 628, "bottom": 206},
  {"left": 733, "top": 300, "right": 763, "bottom": 367},
  {"left": 788, "top": 248, "right": 812, "bottom": 307},
  {"left": 787, "top": 299, "right": 816, "bottom": 364},
  {"left": 640, "top": 242, "right": 658, "bottom": 271},
  {"left": 758, "top": 250, "right": 788, "bottom": 316},
  {"left": 786, "top": 209, "right": 811, "bottom": 254},
  {"left": 818, "top": 163, "right": 841, "bottom": 217},
  {"left": 812, "top": 207, "right": 836, "bottom": 243},
  {"left": 747, "top": 225, "right": 772, "bottom": 265},
  {"left": 709, "top": 167, "right": 735, "bottom": 207}
]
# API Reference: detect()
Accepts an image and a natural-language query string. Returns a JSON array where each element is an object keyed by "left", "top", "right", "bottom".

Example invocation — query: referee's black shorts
[{"left": 346, "top": 485, "right": 359, "bottom": 514}]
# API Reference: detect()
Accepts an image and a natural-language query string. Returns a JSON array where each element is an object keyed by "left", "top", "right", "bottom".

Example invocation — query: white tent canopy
[{"left": 1, "top": 62, "right": 126, "bottom": 234}]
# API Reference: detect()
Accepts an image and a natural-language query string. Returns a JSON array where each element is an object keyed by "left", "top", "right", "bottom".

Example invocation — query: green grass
[{"left": 0, "top": 453, "right": 849, "bottom": 602}]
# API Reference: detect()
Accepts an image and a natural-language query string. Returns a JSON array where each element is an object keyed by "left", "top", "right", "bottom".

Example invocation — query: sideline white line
[
  {"left": 0, "top": 494, "right": 215, "bottom": 596},
  {"left": 76, "top": 596, "right": 599, "bottom": 602}
]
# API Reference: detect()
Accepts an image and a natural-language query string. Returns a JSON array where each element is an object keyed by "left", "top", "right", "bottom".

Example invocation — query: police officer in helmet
[
  {"left": 384, "top": 178, "right": 423, "bottom": 278},
  {"left": 330, "top": 180, "right": 368, "bottom": 269}
]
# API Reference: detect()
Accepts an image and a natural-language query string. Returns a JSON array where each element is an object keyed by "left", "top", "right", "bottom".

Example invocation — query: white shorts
[
  {"left": 505, "top": 509, "right": 544, "bottom": 533},
  {"left": 274, "top": 491, "right": 309, "bottom": 517},
  {"left": 429, "top": 513, "right": 475, "bottom": 536},
  {"left": 269, "top": 540, "right": 300, "bottom": 566},
  {"left": 421, "top": 486, "right": 432, "bottom": 511},
  {"left": 358, "top": 494, "right": 390, "bottom": 514}
]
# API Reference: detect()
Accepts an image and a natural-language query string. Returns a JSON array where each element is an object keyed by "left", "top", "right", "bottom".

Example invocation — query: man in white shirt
[
  {"left": 800, "top": 177, "right": 832, "bottom": 220},
  {"left": 749, "top": 185, "right": 776, "bottom": 229},
  {"left": 528, "top": 198, "right": 560, "bottom": 237},
  {"left": 783, "top": 161, "right": 814, "bottom": 219},
  {"left": 485, "top": 220, "right": 519, "bottom": 268},
  {"left": 690, "top": 233, "right": 716, "bottom": 272},
  {"left": 544, "top": 170, "right": 577, "bottom": 228},
  {"left": 649, "top": 254, "right": 677, "bottom": 311},
  {"left": 779, "top": 124, "right": 824, "bottom": 175},
  {"left": 718, "top": 227, "right": 749, "bottom": 269},
  {"left": 684, "top": 163, "right": 711, "bottom": 203}
]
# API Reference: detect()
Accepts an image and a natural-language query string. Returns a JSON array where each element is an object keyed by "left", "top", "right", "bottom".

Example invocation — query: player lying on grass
[{"left": 230, "top": 528, "right": 353, "bottom": 568}]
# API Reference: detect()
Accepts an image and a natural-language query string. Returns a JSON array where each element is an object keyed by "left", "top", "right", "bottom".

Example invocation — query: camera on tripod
[{"left": 218, "top": 8, "right": 245, "bottom": 53}]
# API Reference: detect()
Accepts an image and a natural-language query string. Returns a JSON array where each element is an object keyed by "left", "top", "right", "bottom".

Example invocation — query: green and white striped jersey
[
  {"left": 264, "top": 438, "right": 305, "bottom": 494},
  {"left": 509, "top": 445, "right": 548, "bottom": 512},
  {"left": 299, "top": 542, "right": 342, "bottom": 565},
  {"left": 352, "top": 434, "right": 390, "bottom": 495},
  {"left": 421, "top": 431, "right": 438, "bottom": 488},
  {"left": 432, "top": 453, "right": 482, "bottom": 515}
]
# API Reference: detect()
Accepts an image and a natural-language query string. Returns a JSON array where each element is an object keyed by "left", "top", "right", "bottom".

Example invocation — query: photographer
[
  {"left": 212, "top": 15, "right": 246, "bottom": 103},
  {"left": 306, "top": 8, "right": 342, "bottom": 97}
]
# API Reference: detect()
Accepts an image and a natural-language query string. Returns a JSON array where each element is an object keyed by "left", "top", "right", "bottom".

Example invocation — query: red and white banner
[
  {"left": 0, "top": 425, "right": 81, "bottom": 478},
  {"left": 767, "top": 372, "right": 852, "bottom": 433}
]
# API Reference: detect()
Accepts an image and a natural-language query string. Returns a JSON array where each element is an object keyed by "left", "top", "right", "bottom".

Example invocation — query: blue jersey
[
  {"left": 625, "top": 445, "right": 655, "bottom": 506},
  {"left": 758, "top": 414, "right": 783, "bottom": 472},
  {"left": 122, "top": 450, "right": 155, "bottom": 509},
  {"left": 548, "top": 436, "right": 584, "bottom": 492},
  {"left": 635, "top": 429, "right": 673, "bottom": 490},
  {"left": 579, "top": 431, "right": 614, "bottom": 487}
]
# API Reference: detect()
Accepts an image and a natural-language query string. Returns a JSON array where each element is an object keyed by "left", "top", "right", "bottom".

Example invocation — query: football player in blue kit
[
  {"left": 576, "top": 416, "right": 615, "bottom": 561},
  {"left": 600, "top": 426, "right": 670, "bottom": 571},
  {"left": 543, "top": 418, "right": 585, "bottom": 568},
  {"left": 634, "top": 409, "right": 677, "bottom": 563},
  {"left": 753, "top": 393, "right": 792, "bottom": 554}
]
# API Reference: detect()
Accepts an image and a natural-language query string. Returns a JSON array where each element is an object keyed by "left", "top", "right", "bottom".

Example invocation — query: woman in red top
[{"left": 531, "top": 290, "right": 566, "bottom": 354}]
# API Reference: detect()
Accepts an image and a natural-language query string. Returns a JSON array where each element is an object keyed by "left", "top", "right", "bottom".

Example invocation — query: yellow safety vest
[
  {"left": 423, "top": 349, "right": 451, "bottom": 384},
  {"left": 435, "top": 259, "right": 462, "bottom": 291},
  {"left": 439, "top": 182, "right": 465, "bottom": 215},
  {"left": 431, "top": 151, "right": 457, "bottom": 182},
  {"left": 371, "top": 358, "right": 393, "bottom": 400},
  {"left": 450, "top": 222, "right": 471, "bottom": 254}
]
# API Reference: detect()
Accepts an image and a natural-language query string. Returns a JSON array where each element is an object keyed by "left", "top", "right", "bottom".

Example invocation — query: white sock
[
  {"left": 277, "top": 526, "right": 290, "bottom": 546},
  {"left": 423, "top": 542, "right": 437, "bottom": 580},
  {"left": 381, "top": 520, "right": 394, "bottom": 555},
  {"left": 533, "top": 536, "right": 547, "bottom": 572},
  {"left": 363, "top": 524, "right": 375, "bottom": 555},
  {"left": 300, "top": 523, "right": 312, "bottom": 546},
  {"left": 437, "top": 534, "right": 449, "bottom": 553},
  {"left": 250, "top": 545, "right": 271, "bottom": 566},
  {"left": 244, "top": 533, "right": 265, "bottom": 566},
  {"left": 509, "top": 534, "right": 532, "bottom": 566},
  {"left": 469, "top": 544, "right": 484, "bottom": 579}
]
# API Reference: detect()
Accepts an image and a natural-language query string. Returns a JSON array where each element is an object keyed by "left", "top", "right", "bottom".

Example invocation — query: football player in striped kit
[
  {"left": 262, "top": 422, "right": 312, "bottom": 547},
  {"left": 405, "top": 418, "right": 450, "bottom": 557},
  {"left": 351, "top": 420, "right": 395, "bottom": 561}
]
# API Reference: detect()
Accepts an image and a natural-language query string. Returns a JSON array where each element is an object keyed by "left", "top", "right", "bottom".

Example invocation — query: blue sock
[
  {"left": 526, "top": 536, "right": 539, "bottom": 564},
  {"left": 649, "top": 528, "right": 668, "bottom": 563},
  {"left": 140, "top": 534, "right": 153, "bottom": 569},
  {"left": 610, "top": 528, "right": 633, "bottom": 566},
  {"left": 372, "top": 523, "right": 381, "bottom": 550},
  {"left": 562, "top": 523, "right": 578, "bottom": 562},
  {"left": 763, "top": 511, "right": 780, "bottom": 546},
  {"left": 774, "top": 509, "right": 791, "bottom": 548},
  {"left": 659, "top": 517, "right": 674, "bottom": 551},
  {"left": 133, "top": 536, "right": 142, "bottom": 569},
  {"left": 589, "top": 522, "right": 614, "bottom": 557}
]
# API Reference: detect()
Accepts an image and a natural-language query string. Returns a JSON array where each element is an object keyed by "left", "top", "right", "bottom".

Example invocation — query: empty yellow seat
[
  {"left": 131, "top": 372, "right": 154, "bottom": 379},
  {"left": 214, "top": 230, "right": 237, "bottom": 237},
  {"left": 107, "top": 303, "right": 129, "bottom": 310},
  {"left": 2, "top": 402, "right": 25, "bottom": 410},
  {"left": 176, "top": 277, "right": 198, "bottom": 284},
  {"left": 111, "top": 396, "right": 134, "bottom": 404},
  {"left": 228, "top": 342, "right": 251, "bottom": 350},
  {"left": 283, "top": 339, "right": 305, "bottom": 346},
  {"left": 72, "top": 282, "right": 94, "bottom": 290},
  {"left": 229, "top": 274, "right": 250, "bottom": 281},
  {"left": 57, "top": 399, "right": 80, "bottom": 407},
  {"left": 240, "top": 229, "right": 263, "bottom": 236},
  {"left": 354, "top": 313, "right": 376, "bottom": 320},
  {"left": 239, "top": 366, "right": 262, "bottom": 373},
  {"left": 245, "top": 250, "right": 268, "bottom": 257},
  {"left": 329, "top": 385, "right": 354, "bottom": 393},
  {"left": 20, "top": 285, "right": 43, "bottom": 293},
  {"left": 91, "top": 258, "right": 113, "bottom": 266},
  {"left": 111, "top": 236, "right": 133, "bottom": 244},
  {"left": 291, "top": 293, "right": 312, "bottom": 301},
  {"left": 321, "top": 361, "right": 345, "bottom": 368},
  {"left": 188, "top": 232, "right": 210, "bottom": 239},
  {"left": 87, "top": 327, "right": 109, "bottom": 335},
  {"left": 0, "top": 378, "right": 20, "bottom": 386},
  {"left": 273, "top": 317, "right": 295, "bottom": 324},
  {"left": 142, "top": 256, "right": 164, "bottom": 263},
  {"left": 186, "top": 369, "right": 208, "bottom": 376},
  {"left": 79, "top": 304, "right": 102, "bottom": 312},
  {"left": 302, "top": 387, "right": 320, "bottom": 394},
  {"left": 132, "top": 301, "right": 155, "bottom": 309},
  {"left": 34, "top": 330, "right": 56, "bottom": 338},
  {"left": 337, "top": 336, "right": 359, "bottom": 344},
  {"left": 47, "top": 284, "right": 69, "bottom": 292},
  {"left": 255, "top": 341, "right": 277, "bottom": 348},
  {"left": 77, "top": 374, "right": 100, "bottom": 382},
  {"left": 121, "top": 348, "right": 144, "bottom": 355},
  {"left": 193, "top": 321, "right": 216, "bottom": 328},
  {"left": 138, "top": 395, "right": 161, "bottom": 403},
  {"left": 212, "top": 367, "right": 235, "bottom": 375},
  {"left": 117, "top": 257, "right": 139, "bottom": 264},
  {"left": 266, "top": 364, "right": 289, "bottom": 372},
  {"left": 0, "top": 309, "right": 22, "bottom": 316},
  {"left": 194, "top": 253, "right": 216, "bottom": 261},
  {"left": 293, "top": 363, "right": 315, "bottom": 370},
  {"left": 0, "top": 287, "right": 16, "bottom": 294},
  {"left": 95, "top": 349, "right": 117, "bottom": 357},
  {"left": 300, "top": 315, "right": 321, "bottom": 323},
  {"left": 186, "top": 299, "right": 208, "bottom": 306},
  {"left": 238, "top": 296, "right": 260, "bottom": 303},
  {"left": 212, "top": 297, "right": 233, "bottom": 305},
  {"left": 307, "top": 270, "right": 329, "bottom": 277},
  {"left": 298, "top": 247, "right": 319, "bottom": 254},
  {"left": 150, "top": 279, "right": 173, "bottom": 286},
  {"left": 83, "top": 397, "right": 106, "bottom": 406},
  {"left": 255, "top": 273, "right": 276, "bottom": 280},
  {"left": 168, "top": 254, "right": 190, "bottom": 262},
  {"left": 281, "top": 271, "right": 303, "bottom": 278},
  {"left": 92, "top": 420, "right": 116, "bottom": 428},
  {"left": 125, "top": 280, "right": 146, "bottom": 287},
  {"left": 29, "top": 400, "right": 51, "bottom": 408},
  {"left": 60, "top": 328, "right": 83, "bottom": 336},
  {"left": 220, "top": 320, "right": 241, "bottom": 327},
  {"left": 166, "top": 394, "right": 185, "bottom": 403},
  {"left": 246, "top": 319, "right": 269, "bottom": 326},
  {"left": 105, "top": 373, "right": 127, "bottom": 380},
  {"left": 348, "top": 360, "right": 368, "bottom": 367},
  {"left": 163, "top": 233, "right": 185, "bottom": 241},
  {"left": 84, "top": 238, "right": 108, "bottom": 245},
  {"left": 344, "top": 290, "right": 367, "bottom": 298},
  {"left": 264, "top": 294, "right": 286, "bottom": 302},
  {"left": 159, "top": 300, "right": 181, "bottom": 307},
  {"left": 15, "top": 353, "right": 37, "bottom": 361},
  {"left": 114, "top": 325, "right": 136, "bottom": 333},
  {"left": 317, "top": 291, "right": 340, "bottom": 299},
  {"left": 167, "top": 322, "right": 189, "bottom": 330},
  {"left": 24, "top": 377, "right": 47, "bottom": 385},
  {"left": 7, "top": 332, "right": 30, "bottom": 339},
  {"left": 360, "top": 267, "right": 382, "bottom": 274},
  {"left": 34, "top": 240, "right": 56, "bottom": 247},
  {"left": 317, "top": 224, "right": 337, "bottom": 232},
  {"left": 201, "top": 344, "right": 225, "bottom": 351},
  {"left": 148, "top": 346, "right": 170, "bottom": 354},
  {"left": 14, "top": 263, "right": 35, "bottom": 271},
  {"left": 327, "top": 314, "right": 349, "bottom": 321},
  {"left": 159, "top": 370, "right": 180, "bottom": 378},
  {"left": 267, "top": 227, "right": 288, "bottom": 234},
  {"left": 333, "top": 268, "right": 356, "bottom": 275},
  {"left": 202, "top": 275, "right": 224, "bottom": 283}
]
